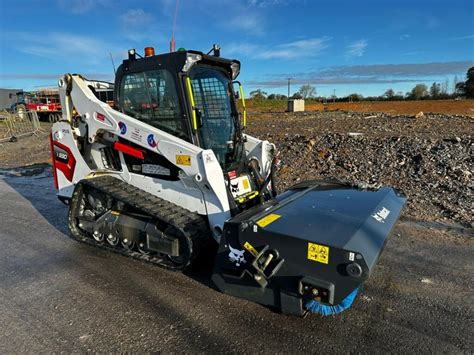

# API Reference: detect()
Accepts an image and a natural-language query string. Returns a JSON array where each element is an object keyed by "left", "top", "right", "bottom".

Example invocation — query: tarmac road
[{"left": 0, "top": 168, "right": 472, "bottom": 352}]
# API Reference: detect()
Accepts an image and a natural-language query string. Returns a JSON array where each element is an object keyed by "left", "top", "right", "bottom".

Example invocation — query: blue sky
[{"left": 0, "top": 0, "right": 473, "bottom": 97}]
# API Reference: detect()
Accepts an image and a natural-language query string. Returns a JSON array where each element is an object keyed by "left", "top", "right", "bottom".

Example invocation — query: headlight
[
  {"left": 231, "top": 61, "right": 240, "bottom": 80},
  {"left": 182, "top": 53, "right": 202, "bottom": 72}
]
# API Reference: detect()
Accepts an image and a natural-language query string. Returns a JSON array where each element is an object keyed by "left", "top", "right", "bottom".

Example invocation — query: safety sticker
[
  {"left": 307, "top": 242, "right": 329, "bottom": 264},
  {"left": 243, "top": 241, "right": 259, "bottom": 257},
  {"left": 176, "top": 155, "right": 191, "bottom": 166},
  {"left": 256, "top": 213, "right": 281, "bottom": 228}
]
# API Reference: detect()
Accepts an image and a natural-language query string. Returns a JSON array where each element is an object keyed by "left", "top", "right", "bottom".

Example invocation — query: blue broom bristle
[{"left": 305, "top": 288, "right": 359, "bottom": 316}]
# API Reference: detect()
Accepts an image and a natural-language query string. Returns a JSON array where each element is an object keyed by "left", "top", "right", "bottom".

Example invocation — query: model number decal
[{"left": 54, "top": 146, "right": 69, "bottom": 163}]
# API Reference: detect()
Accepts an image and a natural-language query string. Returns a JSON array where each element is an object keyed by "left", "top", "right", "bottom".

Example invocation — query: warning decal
[
  {"left": 256, "top": 213, "right": 281, "bottom": 228},
  {"left": 307, "top": 242, "right": 329, "bottom": 264},
  {"left": 176, "top": 155, "right": 191, "bottom": 166},
  {"left": 243, "top": 241, "right": 259, "bottom": 257}
]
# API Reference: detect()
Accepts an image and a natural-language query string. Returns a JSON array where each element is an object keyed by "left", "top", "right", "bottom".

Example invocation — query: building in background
[{"left": 0, "top": 88, "right": 22, "bottom": 110}]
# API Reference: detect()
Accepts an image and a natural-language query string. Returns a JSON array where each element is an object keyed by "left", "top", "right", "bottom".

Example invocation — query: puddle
[{"left": 0, "top": 163, "right": 51, "bottom": 178}]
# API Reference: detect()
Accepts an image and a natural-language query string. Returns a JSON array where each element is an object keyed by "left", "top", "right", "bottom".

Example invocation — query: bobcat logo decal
[
  {"left": 228, "top": 245, "right": 246, "bottom": 267},
  {"left": 230, "top": 182, "right": 239, "bottom": 193}
]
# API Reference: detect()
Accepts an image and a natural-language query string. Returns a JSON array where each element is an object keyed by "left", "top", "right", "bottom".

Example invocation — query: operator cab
[{"left": 114, "top": 47, "right": 245, "bottom": 172}]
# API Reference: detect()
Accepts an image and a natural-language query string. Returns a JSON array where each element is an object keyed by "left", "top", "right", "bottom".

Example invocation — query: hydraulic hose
[
  {"left": 248, "top": 158, "right": 265, "bottom": 189},
  {"left": 258, "top": 156, "right": 279, "bottom": 199},
  {"left": 269, "top": 157, "right": 278, "bottom": 197}
]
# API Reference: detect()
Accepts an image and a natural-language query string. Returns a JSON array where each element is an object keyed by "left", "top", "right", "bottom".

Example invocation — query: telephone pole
[{"left": 287, "top": 78, "right": 292, "bottom": 98}]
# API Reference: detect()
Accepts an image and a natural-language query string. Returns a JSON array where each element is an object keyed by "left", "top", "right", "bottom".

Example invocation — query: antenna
[
  {"left": 170, "top": 0, "right": 180, "bottom": 52},
  {"left": 109, "top": 52, "right": 116, "bottom": 75}
]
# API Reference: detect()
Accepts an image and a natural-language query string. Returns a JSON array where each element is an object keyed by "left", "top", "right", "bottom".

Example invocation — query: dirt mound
[
  {"left": 246, "top": 111, "right": 472, "bottom": 227},
  {"left": 272, "top": 133, "right": 472, "bottom": 227}
]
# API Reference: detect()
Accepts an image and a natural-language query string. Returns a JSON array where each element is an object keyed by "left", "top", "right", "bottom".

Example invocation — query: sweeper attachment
[{"left": 51, "top": 45, "right": 406, "bottom": 316}]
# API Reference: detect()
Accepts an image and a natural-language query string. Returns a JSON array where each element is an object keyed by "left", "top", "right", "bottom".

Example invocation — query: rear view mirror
[
  {"left": 194, "top": 107, "right": 203, "bottom": 128},
  {"left": 232, "top": 82, "right": 241, "bottom": 99},
  {"left": 232, "top": 80, "right": 246, "bottom": 128}
]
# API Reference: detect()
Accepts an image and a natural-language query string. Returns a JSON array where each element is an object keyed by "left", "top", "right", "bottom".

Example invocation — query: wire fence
[{"left": 0, "top": 110, "right": 42, "bottom": 143}]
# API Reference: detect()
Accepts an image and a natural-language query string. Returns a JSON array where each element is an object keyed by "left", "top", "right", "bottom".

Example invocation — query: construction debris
[
  {"left": 415, "top": 111, "right": 425, "bottom": 119},
  {"left": 248, "top": 111, "right": 473, "bottom": 227}
]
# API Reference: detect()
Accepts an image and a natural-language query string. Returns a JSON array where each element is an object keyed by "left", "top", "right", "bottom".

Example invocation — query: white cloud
[
  {"left": 249, "top": 60, "right": 474, "bottom": 87},
  {"left": 247, "top": 0, "right": 286, "bottom": 7},
  {"left": 3, "top": 31, "right": 123, "bottom": 65},
  {"left": 227, "top": 36, "right": 331, "bottom": 60},
  {"left": 345, "top": 39, "right": 367, "bottom": 58},
  {"left": 399, "top": 34, "right": 411, "bottom": 40},
  {"left": 120, "top": 8, "right": 154, "bottom": 28},
  {"left": 118, "top": 9, "right": 160, "bottom": 42},
  {"left": 0, "top": 73, "right": 113, "bottom": 81},
  {"left": 57, "top": 0, "right": 109, "bottom": 14},
  {"left": 449, "top": 34, "right": 474, "bottom": 41},
  {"left": 229, "top": 13, "right": 265, "bottom": 35}
]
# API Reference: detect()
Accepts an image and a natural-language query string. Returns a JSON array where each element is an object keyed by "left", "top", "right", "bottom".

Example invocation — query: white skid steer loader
[{"left": 50, "top": 46, "right": 406, "bottom": 316}]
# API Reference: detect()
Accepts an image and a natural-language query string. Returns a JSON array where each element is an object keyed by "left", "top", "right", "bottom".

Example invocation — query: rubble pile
[{"left": 247, "top": 111, "right": 473, "bottom": 227}]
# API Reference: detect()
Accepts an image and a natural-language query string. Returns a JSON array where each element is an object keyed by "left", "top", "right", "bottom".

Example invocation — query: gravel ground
[
  {"left": 0, "top": 122, "right": 52, "bottom": 168},
  {"left": 0, "top": 111, "right": 472, "bottom": 352},
  {"left": 247, "top": 111, "right": 473, "bottom": 227},
  {"left": 0, "top": 171, "right": 472, "bottom": 352}
]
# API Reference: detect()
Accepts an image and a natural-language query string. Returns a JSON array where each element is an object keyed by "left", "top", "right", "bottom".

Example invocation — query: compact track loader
[{"left": 50, "top": 46, "right": 406, "bottom": 316}]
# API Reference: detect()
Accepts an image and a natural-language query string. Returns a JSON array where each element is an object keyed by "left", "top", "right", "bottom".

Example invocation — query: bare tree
[
  {"left": 409, "top": 84, "right": 428, "bottom": 100},
  {"left": 452, "top": 75, "right": 460, "bottom": 94},
  {"left": 297, "top": 85, "right": 316, "bottom": 99},
  {"left": 267, "top": 93, "right": 287, "bottom": 100},
  {"left": 441, "top": 78, "right": 449, "bottom": 95},
  {"left": 383, "top": 88, "right": 395, "bottom": 100},
  {"left": 430, "top": 82, "right": 441, "bottom": 99},
  {"left": 249, "top": 89, "right": 267, "bottom": 99},
  {"left": 348, "top": 93, "right": 363, "bottom": 101}
]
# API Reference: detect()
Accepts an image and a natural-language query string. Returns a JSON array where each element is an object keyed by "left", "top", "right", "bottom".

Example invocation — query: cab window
[
  {"left": 189, "top": 66, "right": 237, "bottom": 167},
  {"left": 120, "top": 70, "right": 188, "bottom": 140}
]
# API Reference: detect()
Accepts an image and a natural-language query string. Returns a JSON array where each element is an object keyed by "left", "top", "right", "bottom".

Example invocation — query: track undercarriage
[{"left": 68, "top": 175, "right": 210, "bottom": 271}]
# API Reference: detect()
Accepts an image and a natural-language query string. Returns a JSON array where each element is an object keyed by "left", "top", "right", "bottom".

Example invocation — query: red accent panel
[
  {"left": 96, "top": 112, "right": 105, "bottom": 121},
  {"left": 52, "top": 140, "right": 76, "bottom": 183},
  {"left": 49, "top": 133, "right": 58, "bottom": 190},
  {"left": 113, "top": 141, "right": 145, "bottom": 160}
]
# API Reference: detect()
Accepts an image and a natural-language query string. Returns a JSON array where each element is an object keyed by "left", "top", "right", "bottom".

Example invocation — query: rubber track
[{"left": 68, "top": 175, "right": 210, "bottom": 271}]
